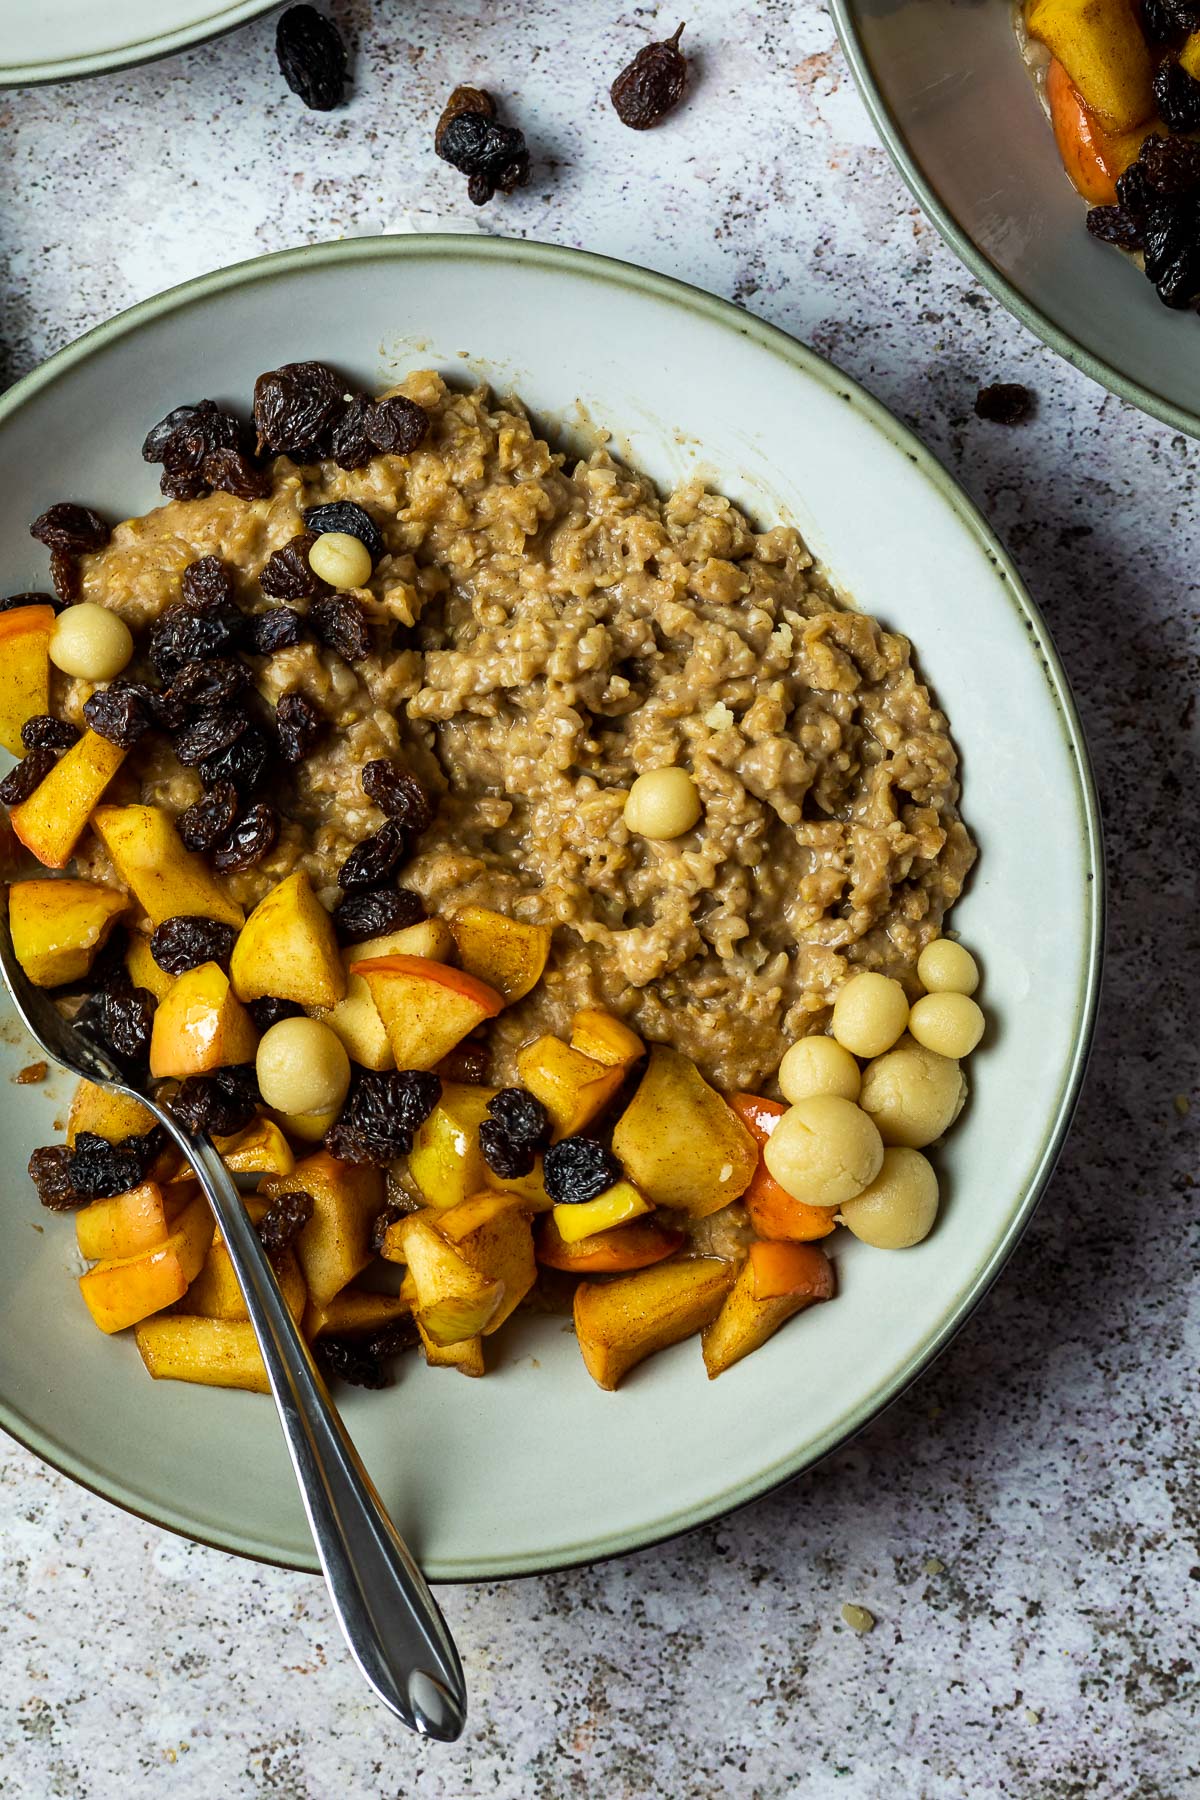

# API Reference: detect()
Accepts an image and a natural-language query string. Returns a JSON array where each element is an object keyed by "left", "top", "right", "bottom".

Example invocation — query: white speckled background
[{"left": 1, "top": 4, "right": 1198, "bottom": 1795}]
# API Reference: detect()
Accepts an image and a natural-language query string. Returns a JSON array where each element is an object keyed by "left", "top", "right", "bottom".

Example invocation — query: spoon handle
[{"left": 145, "top": 1102, "right": 467, "bottom": 1740}]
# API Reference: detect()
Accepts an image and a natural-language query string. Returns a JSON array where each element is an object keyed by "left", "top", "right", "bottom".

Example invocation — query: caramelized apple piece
[
  {"left": 10, "top": 731, "right": 126, "bottom": 869},
  {"left": 612, "top": 1046, "right": 757, "bottom": 1217},
  {"left": 701, "top": 1242, "right": 835, "bottom": 1378},
  {"left": 92, "top": 803, "right": 244, "bottom": 927},
  {"left": 573, "top": 1256, "right": 734, "bottom": 1390}
]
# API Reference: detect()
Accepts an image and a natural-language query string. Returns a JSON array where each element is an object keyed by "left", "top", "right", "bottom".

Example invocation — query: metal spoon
[{"left": 0, "top": 900, "right": 467, "bottom": 1741}]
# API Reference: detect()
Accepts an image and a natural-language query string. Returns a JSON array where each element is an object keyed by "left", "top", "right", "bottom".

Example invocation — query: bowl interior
[
  {"left": 833, "top": 0, "right": 1200, "bottom": 435},
  {"left": 0, "top": 0, "right": 274, "bottom": 83},
  {"left": 0, "top": 239, "right": 1101, "bottom": 1578}
]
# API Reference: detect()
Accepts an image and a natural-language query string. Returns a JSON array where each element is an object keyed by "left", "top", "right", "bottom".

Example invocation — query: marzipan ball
[
  {"left": 831, "top": 970, "right": 910, "bottom": 1059},
  {"left": 624, "top": 766, "right": 703, "bottom": 840},
  {"left": 763, "top": 1094, "right": 883, "bottom": 1209},
  {"left": 916, "top": 938, "right": 979, "bottom": 996},
  {"left": 839, "top": 1147, "right": 939, "bottom": 1248},
  {"left": 909, "top": 992, "right": 985, "bottom": 1060},
  {"left": 48, "top": 603, "right": 133, "bottom": 681},
  {"left": 778, "top": 1035, "right": 861, "bottom": 1104},
  {"left": 256, "top": 1016, "right": 351, "bottom": 1117},
  {"left": 858, "top": 1036, "right": 966, "bottom": 1149}
]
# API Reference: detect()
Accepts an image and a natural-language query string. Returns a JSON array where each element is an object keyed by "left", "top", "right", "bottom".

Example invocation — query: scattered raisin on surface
[
  {"left": 149, "top": 603, "right": 239, "bottom": 683},
  {"left": 328, "top": 395, "right": 376, "bottom": 471},
  {"left": 173, "top": 707, "right": 248, "bottom": 767},
  {"left": 203, "top": 446, "right": 272, "bottom": 500},
  {"left": 276, "top": 5, "right": 348, "bottom": 112},
  {"left": 148, "top": 686, "right": 189, "bottom": 732},
  {"left": 337, "top": 820, "right": 407, "bottom": 892},
  {"left": 254, "top": 361, "right": 345, "bottom": 457},
  {"left": 302, "top": 501, "right": 384, "bottom": 563},
  {"left": 258, "top": 1189, "right": 315, "bottom": 1259},
  {"left": 29, "top": 1145, "right": 85, "bottom": 1210},
  {"left": 199, "top": 724, "right": 273, "bottom": 793},
  {"left": 325, "top": 1069, "right": 442, "bottom": 1163},
  {"left": 478, "top": 1117, "right": 536, "bottom": 1179},
  {"left": 1086, "top": 205, "right": 1146, "bottom": 250},
  {"left": 486, "top": 1086, "right": 551, "bottom": 1150},
  {"left": 361, "top": 760, "right": 433, "bottom": 832},
  {"left": 259, "top": 532, "right": 327, "bottom": 601},
  {"left": 248, "top": 995, "right": 305, "bottom": 1031},
  {"left": 435, "top": 84, "right": 495, "bottom": 155},
  {"left": 49, "top": 548, "right": 81, "bottom": 602},
  {"left": 168, "top": 657, "right": 251, "bottom": 712},
  {"left": 29, "top": 502, "right": 111, "bottom": 554},
  {"left": 249, "top": 606, "right": 306, "bottom": 654},
  {"left": 21, "top": 714, "right": 80, "bottom": 751},
  {"left": 0, "top": 746, "right": 56, "bottom": 806},
  {"left": 1154, "top": 56, "right": 1200, "bottom": 131},
  {"left": 181, "top": 556, "right": 237, "bottom": 614},
  {"left": 83, "top": 680, "right": 157, "bottom": 749},
  {"left": 610, "top": 23, "right": 688, "bottom": 130},
  {"left": 76, "top": 984, "right": 157, "bottom": 1069},
  {"left": 543, "top": 1135, "right": 621, "bottom": 1204},
  {"left": 366, "top": 396, "right": 429, "bottom": 457},
  {"left": 1138, "top": 132, "right": 1200, "bottom": 195},
  {"left": 177, "top": 780, "right": 241, "bottom": 852},
  {"left": 332, "top": 885, "right": 425, "bottom": 944},
  {"left": 150, "top": 916, "right": 239, "bottom": 975},
  {"left": 973, "top": 382, "right": 1034, "bottom": 425},
  {"left": 213, "top": 800, "right": 280, "bottom": 872},
  {"left": 172, "top": 1066, "right": 258, "bottom": 1137},
  {"left": 314, "top": 1335, "right": 389, "bottom": 1389},
  {"left": 147, "top": 402, "right": 241, "bottom": 487},
  {"left": 310, "top": 593, "right": 371, "bottom": 661},
  {"left": 369, "top": 1317, "right": 420, "bottom": 1359},
  {"left": 435, "top": 92, "right": 530, "bottom": 206},
  {"left": 275, "top": 690, "right": 324, "bottom": 762},
  {"left": 1116, "top": 160, "right": 1154, "bottom": 223},
  {"left": 0, "top": 591, "right": 63, "bottom": 615}
]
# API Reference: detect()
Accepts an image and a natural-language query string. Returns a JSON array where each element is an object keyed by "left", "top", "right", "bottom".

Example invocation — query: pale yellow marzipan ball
[
  {"left": 917, "top": 938, "right": 979, "bottom": 996},
  {"left": 256, "top": 1016, "right": 351, "bottom": 1117},
  {"left": 859, "top": 1037, "right": 967, "bottom": 1149},
  {"left": 623, "top": 767, "right": 702, "bottom": 840},
  {"left": 831, "top": 971, "right": 910, "bottom": 1059},
  {"left": 839, "top": 1147, "right": 939, "bottom": 1249},
  {"left": 48, "top": 603, "right": 133, "bottom": 682},
  {"left": 909, "top": 992, "right": 985, "bottom": 1060},
  {"left": 763, "top": 1094, "right": 883, "bottom": 1209},
  {"left": 308, "top": 530, "right": 374, "bottom": 590},
  {"left": 778, "top": 1035, "right": 862, "bottom": 1105}
]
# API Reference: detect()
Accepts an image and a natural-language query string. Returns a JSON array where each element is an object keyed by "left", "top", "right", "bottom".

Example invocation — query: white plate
[
  {"left": 0, "top": 0, "right": 274, "bottom": 86},
  {"left": 0, "top": 237, "right": 1102, "bottom": 1578}
]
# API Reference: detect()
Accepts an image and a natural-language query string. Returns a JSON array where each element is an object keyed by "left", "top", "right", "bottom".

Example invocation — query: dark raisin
[
  {"left": 302, "top": 501, "right": 384, "bottom": 563},
  {"left": 181, "top": 557, "right": 237, "bottom": 614},
  {"left": 337, "top": 821, "right": 407, "bottom": 892},
  {"left": 143, "top": 403, "right": 214, "bottom": 463},
  {"left": 146, "top": 687, "right": 188, "bottom": 732},
  {"left": 366, "top": 396, "right": 429, "bottom": 456},
  {"left": 973, "top": 383, "right": 1034, "bottom": 425},
  {"left": 486, "top": 1086, "right": 551, "bottom": 1150},
  {"left": 149, "top": 604, "right": 239, "bottom": 683},
  {"left": 67, "top": 1129, "right": 158, "bottom": 1201},
  {"left": 259, "top": 533, "right": 328, "bottom": 602},
  {"left": 361, "top": 760, "right": 433, "bottom": 831},
  {"left": 83, "top": 680, "right": 156, "bottom": 749},
  {"left": 310, "top": 594, "right": 371, "bottom": 661},
  {"left": 332, "top": 885, "right": 425, "bottom": 944},
  {"left": 478, "top": 1118, "right": 536, "bottom": 1179},
  {"left": 199, "top": 725, "right": 273, "bottom": 793},
  {"left": 1142, "top": 0, "right": 1179, "bottom": 40},
  {"left": 156, "top": 402, "right": 241, "bottom": 481},
  {"left": 49, "top": 549, "right": 81, "bottom": 603},
  {"left": 611, "top": 23, "right": 687, "bottom": 130},
  {"left": 370, "top": 1201, "right": 407, "bottom": 1254},
  {"left": 173, "top": 707, "right": 248, "bottom": 767},
  {"left": 1086, "top": 205, "right": 1146, "bottom": 250},
  {"left": 29, "top": 503, "right": 110, "bottom": 554},
  {"left": 543, "top": 1135, "right": 621, "bottom": 1204},
  {"left": 276, "top": 5, "right": 348, "bottom": 111},
  {"left": 436, "top": 109, "right": 530, "bottom": 205},
  {"left": 435, "top": 85, "right": 496, "bottom": 156},
  {"left": 1143, "top": 195, "right": 1200, "bottom": 305},
  {"left": 76, "top": 985, "right": 157, "bottom": 1069},
  {"left": 0, "top": 591, "right": 63, "bottom": 615},
  {"left": 160, "top": 469, "right": 209, "bottom": 503},
  {"left": 1117, "top": 160, "right": 1154, "bottom": 223},
  {"left": 0, "top": 746, "right": 56, "bottom": 806},
  {"left": 1155, "top": 56, "right": 1200, "bottom": 129},
  {"left": 29, "top": 1145, "right": 84, "bottom": 1210},
  {"left": 254, "top": 361, "right": 345, "bottom": 456},
  {"left": 213, "top": 801, "right": 279, "bottom": 872},
  {"left": 325, "top": 1069, "right": 442, "bottom": 1164},
  {"left": 1139, "top": 132, "right": 1200, "bottom": 195},
  {"left": 173, "top": 1065, "right": 259, "bottom": 1137},
  {"left": 177, "top": 780, "right": 241, "bottom": 851},
  {"left": 437, "top": 1043, "right": 490, "bottom": 1085},
  {"left": 248, "top": 995, "right": 305, "bottom": 1031},
  {"left": 151, "top": 916, "right": 239, "bottom": 975},
  {"left": 258, "top": 1189, "right": 315, "bottom": 1259},
  {"left": 168, "top": 657, "right": 251, "bottom": 712},
  {"left": 275, "top": 690, "right": 324, "bottom": 763},
  {"left": 328, "top": 395, "right": 376, "bottom": 471},
  {"left": 203, "top": 447, "right": 272, "bottom": 500},
  {"left": 249, "top": 607, "right": 306, "bottom": 654},
  {"left": 21, "top": 714, "right": 79, "bottom": 751},
  {"left": 314, "top": 1335, "right": 388, "bottom": 1389},
  {"left": 368, "top": 1317, "right": 419, "bottom": 1359}
]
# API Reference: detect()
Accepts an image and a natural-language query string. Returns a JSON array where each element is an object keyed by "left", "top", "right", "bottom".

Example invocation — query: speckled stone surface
[{"left": 0, "top": 5, "right": 1198, "bottom": 1796}]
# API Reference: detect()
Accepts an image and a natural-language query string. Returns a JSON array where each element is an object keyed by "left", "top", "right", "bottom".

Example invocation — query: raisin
[
  {"left": 143, "top": 403, "right": 212, "bottom": 463},
  {"left": 29, "top": 1145, "right": 84, "bottom": 1210},
  {"left": 76, "top": 984, "right": 157, "bottom": 1068},
  {"left": 328, "top": 395, "right": 376, "bottom": 471},
  {"left": 486, "top": 1086, "right": 550, "bottom": 1150},
  {"left": 314, "top": 1335, "right": 389, "bottom": 1389},
  {"left": 360, "top": 760, "right": 433, "bottom": 831},
  {"left": 203, "top": 447, "right": 272, "bottom": 500},
  {"left": 610, "top": 24, "right": 687, "bottom": 130},
  {"left": 49, "top": 549, "right": 81, "bottom": 603},
  {"left": 325, "top": 1069, "right": 442, "bottom": 1163},
  {"left": 149, "top": 604, "right": 239, "bottom": 683},
  {"left": 435, "top": 85, "right": 496, "bottom": 154},
  {"left": 543, "top": 1135, "right": 621, "bottom": 1204},
  {"left": 0, "top": 746, "right": 56, "bottom": 806},
  {"left": 1139, "top": 131, "right": 1200, "bottom": 195},
  {"left": 168, "top": 657, "right": 251, "bottom": 712},
  {"left": 254, "top": 361, "right": 345, "bottom": 456},
  {"left": 370, "top": 1317, "right": 419, "bottom": 1358},
  {"left": 437, "top": 1043, "right": 490, "bottom": 1085},
  {"left": 153, "top": 402, "right": 241, "bottom": 479},
  {"left": 259, "top": 533, "right": 327, "bottom": 602},
  {"left": 1142, "top": 0, "right": 1179, "bottom": 39},
  {"left": 338, "top": 820, "right": 407, "bottom": 891},
  {"left": 1143, "top": 195, "right": 1200, "bottom": 305},
  {"left": 173, "top": 1065, "right": 259, "bottom": 1137},
  {"left": 160, "top": 470, "right": 209, "bottom": 503},
  {"left": 199, "top": 725, "right": 273, "bottom": 793},
  {"left": 370, "top": 1201, "right": 407, "bottom": 1253},
  {"left": 258, "top": 1189, "right": 314, "bottom": 1258},
  {"left": 310, "top": 594, "right": 371, "bottom": 661},
  {"left": 478, "top": 1118, "right": 536, "bottom": 1179},
  {"left": 1117, "top": 160, "right": 1154, "bottom": 223},
  {"left": 173, "top": 707, "right": 248, "bottom": 767},
  {"left": 1156, "top": 56, "right": 1200, "bottom": 129},
  {"left": 973, "top": 383, "right": 1034, "bottom": 425},
  {"left": 248, "top": 995, "right": 305, "bottom": 1031},
  {"left": 29, "top": 502, "right": 111, "bottom": 554},
  {"left": 181, "top": 556, "right": 237, "bottom": 614},
  {"left": 332, "top": 885, "right": 425, "bottom": 944},
  {"left": 302, "top": 501, "right": 384, "bottom": 563},
  {"left": 213, "top": 801, "right": 279, "bottom": 872},
  {"left": 151, "top": 916, "right": 239, "bottom": 975},
  {"left": 177, "top": 780, "right": 241, "bottom": 851},
  {"left": 249, "top": 607, "right": 305, "bottom": 654},
  {"left": 275, "top": 690, "right": 324, "bottom": 762},
  {"left": 435, "top": 107, "right": 530, "bottom": 205},
  {"left": 83, "top": 680, "right": 156, "bottom": 749},
  {"left": 276, "top": 5, "right": 348, "bottom": 111},
  {"left": 366, "top": 396, "right": 429, "bottom": 456},
  {"left": 21, "top": 714, "right": 79, "bottom": 751},
  {"left": 67, "top": 1129, "right": 162, "bottom": 1201},
  {"left": 1086, "top": 205, "right": 1146, "bottom": 250},
  {"left": 0, "top": 591, "right": 63, "bottom": 615}
]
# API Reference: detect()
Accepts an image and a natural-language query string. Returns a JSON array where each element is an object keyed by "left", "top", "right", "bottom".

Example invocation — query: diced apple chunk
[
  {"left": 135, "top": 1316, "right": 271, "bottom": 1395},
  {"left": 124, "top": 931, "right": 175, "bottom": 1001},
  {"left": 323, "top": 919, "right": 455, "bottom": 1069},
  {"left": 389, "top": 1213, "right": 505, "bottom": 1346},
  {"left": 74, "top": 1180, "right": 187, "bottom": 1262},
  {"left": 8, "top": 878, "right": 129, "bottom": 987},
  {"left": 573, "top": 1256, "right": 735, "bottom": 1390},
  {"left": 180, "top": 1238, "right": 305, "bottom": 1325},
  {"left": 10, "top": 731, "right": 126, "bottom": 869},
  {"left": 148, "top": 961, "right": 259, "bottom": 1080},
  {"left": 92, "top": 804, "right": 244, "bottom": 927},
  {"left": 570, "top": 1008, "right": 644, "bottom": 1070},
  {"left": 230, "top": 869, "right": 344, "bottom": 1009},
  {"left": 701, "top": 1243, "right": 835, "bottom": 1378},
  {"left": 67, "top": 1079, "right": 158, "bottom": 1146},
  {"left": 551, "top": 1179, "right": 651, "bottom": 1245},
  {"left": 612, "top": 1045, "right": 757, "bottom": 1217},
  {"left": 449, "top": 905, "right": 552, "bottom": 1003},
  {"left": 352, "top": 955, "right": 502, "bottom": 1071},
  {"left": 260, "top": 1151, "right": 383, "bottom": 1308},
  {"left": 537, "top": 1213, "right": 685, "bottom": 1274},
  {"left": 435, "top": 1191, "right": 536, "bottom": 1333},
  {"left": 515, "top": 1036, "right": 625, "bottom": 1140},
  {"left": 78, "top": 1192, "right": 214, "bottom": 1334},
  {"left": 0, "top": 602, "right": 54, "bottom": 756},
  {"left": 304, "top": 1285, "right": 413, "bottom": 1340}
]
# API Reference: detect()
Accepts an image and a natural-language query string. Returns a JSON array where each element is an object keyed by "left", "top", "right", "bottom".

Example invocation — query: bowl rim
[
  {"left": 829, "top": 0, "right": 1200, "bottom": 441},
  {"left": 0, "top": 0, "right": 275, "bottom": 86},
  {"left": 0, "top": 233, "right": 1105, "bottom": 1578}
]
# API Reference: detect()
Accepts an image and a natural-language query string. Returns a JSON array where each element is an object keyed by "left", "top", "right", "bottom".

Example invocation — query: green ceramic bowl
[
  {"left": 0, "top": 237, "right": 1103, "bottom": 1578},
  {"left": 0, "top": 0, "right": 275, "bottom": 86},
  {"left": 832, "top": 0, "right": 1200, "bottom": 435}
]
